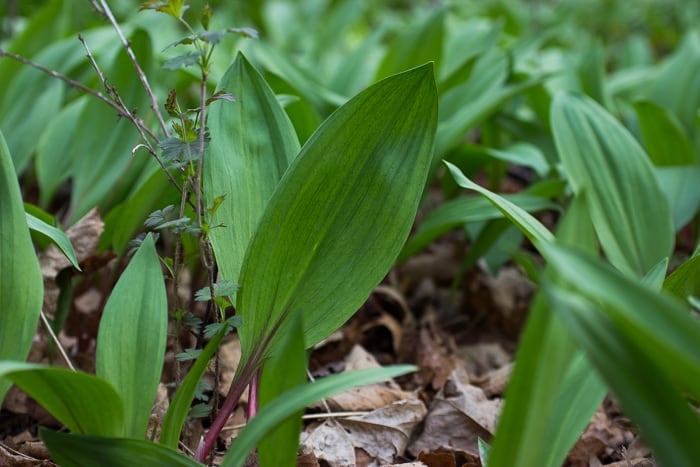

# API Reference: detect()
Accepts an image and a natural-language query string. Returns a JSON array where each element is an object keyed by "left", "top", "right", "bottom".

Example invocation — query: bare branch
[{"left": 89, "top": 0, "right": 170, "bottom": 137}]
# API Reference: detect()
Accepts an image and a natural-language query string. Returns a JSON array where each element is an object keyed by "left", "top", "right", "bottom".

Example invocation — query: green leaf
[
  {"left": 543, "top": 282, "right": 700, "bottom": 467},
  {"left": 163, "top": 51, "right": 204, "bottom": 70},
  {"left": 633, "top": 100, "right": 695, "bottom": 166},
  {"left": 489, "top": 195, "right": 603, "bottom": 467},
  {"left": 551, "top": 92, "right": 674, "bottom": 276},
  {"left": 541, "top": 243, "right": 700, "bottom": 400},
  {"left": 96, "top": 234, "right": 168, "bottom": 438},
  {"left": 41, "top": 429, "right": 202, "bottom": 467},
  {"left": 35, "top": 96, "right": 87, "bottom": 206},
  {"left": 445, "top": 161, "right": 554, "bottom": 247},
  {"left": 69, "top": 29, "right": 155, "bottom": 223},
  {"left": 0, "top": 130, "right": 43, "bottom": 404},
  {"left": 221, "top": 366, "right": 417, "bottom": 467},
  {"left": 0, "top": 362, "right": 124, "bottom": 436},
  {"left": 205, "top": 52, "right": 300, "bottom": 294},
  {"left": 664, "top": 253, "right": 700, "bottom": 301},
  {"left": 258, "top": 315, "right": 307, "bottom": 467},
  {"left": 236, "top": 63, "right": 437, "bottom": 356},
  {"left": 654, "top": 166, "right": 700, "bottom": 231},
  {"left": 25, "top": 212, "right": 81, "bottom": 270},
  {"left": 376, "top": 8, "right": 445, "bottom": 80},
  {"left": 160, "top": 321, "right": 231, "bottom": 449},
  {"left": 400, "top": 191, "right": 558, "bottom": 260}
]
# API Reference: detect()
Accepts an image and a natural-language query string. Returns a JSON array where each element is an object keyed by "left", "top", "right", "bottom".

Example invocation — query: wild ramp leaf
[
  {"left": 0, "top": 130, "right": 43, "bottom": 404},
  {"left": 0, "top": 362, "right": 124, "bottom": 437},
  {"left": 96, "top": 234, "right": 168, "bottom": 438},
  {"left": 551, "top": 92, "right": 674, "bottom": 277},
  {"left": 204, "top": 52, "right": 299, "bottom": 292},
  {"left": 236, "top": 63, "right": 437, "bottom": 359}
]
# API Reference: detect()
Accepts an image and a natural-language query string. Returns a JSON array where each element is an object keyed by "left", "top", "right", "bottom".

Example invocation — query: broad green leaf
[
  {"left": 376, "top": 8, "right": 445, "bottom": 80},
  {"left": 0, "top": 27, "right": 117, "bottom": 174},
  {"left": 634, "top": 100, "right": 695, "bottom": 166},
  {"left": 650, "top": 31, "right": 700, "bottom": 134},
  {"left": 0, "top": 362, "right": 123, "bottom": 436},
  {"left": 160, "top": 321, "right": 230, "bottom": 449},
  {"left": 664, "top": 253, "right": 700, "bottom": 301},
  {"left": 0, "top": 130, "right": 43, "bottom": 404},
  {"left": 96, "top": 234, "right": 168, "bottom": 438},
  {"left": 654, "top": 166, "right": 700, "bottom": 231},
  {"left": 69, "top": 29, "right": 154, "bottom": 223},
  {"left": 551, "top": 92, "right": 674, "bottom": 276},
  {"left": 236, "top": 63, "right": 437, "bottom": 356},
  {"left": 485, "top": 143, "right": 551, "bottom": 177},
  {"left": 541, "top": 243, "right": 700, "bottom": 399},
  {"left": 41, "top": 429, "right": 202, "bottom": 467},
  {"left": 258, "top": 315, "right": 307, "bottom": 467},
  {"left": 25, "top": 213, "right": 80, "bottom": 270},
  {"left": 577, "top": 40, "right": 611, "bottom": 108},
  {"left": 205, "top": 52, "right": 300, "bottom": 292},
  {"left": 490, "top": 195, "right": 603, "bottom": 467},
  {"left": 445, "top": 161, "right": 554, "bottom": 247},
  {"left": 221, "top": 366, "right": 417, "bottom": 467},
  {"left": 248, "top": 42, "right": 347, "bottom": 112},
  {"left": 543, "top": 283, "right": 700, "bottom": 467},
  {"left": 400, "top": 191, "right": 558, "bottom": 260},
  {"left": 35, "top": 96, "right": 88, "bottom": 206}
]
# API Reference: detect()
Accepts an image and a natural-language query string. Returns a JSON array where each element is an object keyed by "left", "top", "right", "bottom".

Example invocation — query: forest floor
[{"left": 0, "top": 198, "right": 655, "bottom": 467}]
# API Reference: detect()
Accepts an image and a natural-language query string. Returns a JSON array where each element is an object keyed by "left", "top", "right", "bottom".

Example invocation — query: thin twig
[
  {"left": 220, "top": 411, "right": 372, "bottom": 434},
  {"left": 40, "top": 311, "right": 76, "bottom": 371},
  {"left": 90, "top": 0, "right": 170, "bottom": 137},
  {"left": 0, "top": 48, "right": 124, "bottom": 118}
]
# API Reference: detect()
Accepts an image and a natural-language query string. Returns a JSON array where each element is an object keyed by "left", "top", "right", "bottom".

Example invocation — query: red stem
[{"left": 246, "top": 371, "right": 260, "bottom": 420}]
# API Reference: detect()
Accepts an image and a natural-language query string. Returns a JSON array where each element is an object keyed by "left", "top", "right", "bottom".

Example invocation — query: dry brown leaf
[
  {"left": 302, "top": 419, "right": 356, "bottom": 467},
  {"left": 408, "top": 368, "right": 501, "bottom": 458},
  {"left": 218, "top": 335, "right": 243, "bottom": 398},
  {"left": 316, "top": 346, "right": 411, "bottom": 411},
  {"left": 338, "top": 399, "right": 427, "bottom": 465},
  {"left": 416, "top": 311, "right": 456, "bottom": 390}
]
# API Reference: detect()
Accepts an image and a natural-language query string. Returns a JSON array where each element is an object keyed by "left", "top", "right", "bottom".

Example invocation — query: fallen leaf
[
  {"left": 302, "top": 419, "right": 356, "bottom": 467},
  {"left": 408, "top": 368, "right": 501, "bottom": 458}
]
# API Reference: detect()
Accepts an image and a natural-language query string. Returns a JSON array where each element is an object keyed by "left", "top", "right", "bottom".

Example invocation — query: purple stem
[{"left": 246, "top": 371, "right": 260, "bottom": 420}]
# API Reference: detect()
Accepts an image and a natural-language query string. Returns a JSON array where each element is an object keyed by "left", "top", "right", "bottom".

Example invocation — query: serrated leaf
[
  {"left": 236, "top": 63, "right": 437, "bottom": 358},
  {"left": 96, "top": 234, "right": 168, "bottom": 438},
  {"left": 163, "top": 51, "right": 204, "bottom": 70},
  {"left": 0, "top": 130, "right": 43, "bottom": 404},
  {"left": 0, "top": 362, "right": 124, "bottom": 436},
  {"left": 204, "top": 52, "right": 300, "bottom": 295},
  {"left": 194, "top": 280, "right": 239, "bottom": 301}
]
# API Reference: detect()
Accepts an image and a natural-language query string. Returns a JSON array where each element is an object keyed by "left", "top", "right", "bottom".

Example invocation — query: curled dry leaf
[
  {"left": 40, "top": 208, "right": 105, "bottom": 318},
  {"left": 314, "top": 346, "right": 412, "bottom": 411},
  {"left": 304, "top": 399, "right": 427, "bottom": 467},
  {"left": 408, "top": 368, "right": 502, "bottom": 458}
]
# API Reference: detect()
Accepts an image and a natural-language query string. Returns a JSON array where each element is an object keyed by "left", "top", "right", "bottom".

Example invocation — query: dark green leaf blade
[
  {"left": 0, "top": 130, "right": 44, "bottom": 403},
  {"left": 237, "top": 63, "right": 437, "bottom": 355},
  {"left": 257, "top": 314, "right": 307, "bottom": 467},
  {"left": 41, "top": 429, "right": 202, "bottom": 467},
  {"left": 0, "top": 362, "right": 124, "bottom": 436},
  {"left": 96, "top": 234, "right": 168, "bottom": 438},
  {"left": 205, "top": 52, "right": 300, "bottom": 292}
]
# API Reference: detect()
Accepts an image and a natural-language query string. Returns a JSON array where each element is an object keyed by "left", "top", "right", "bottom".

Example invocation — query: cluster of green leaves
[{"left": 1, "top": 0, "right": 700, "bottom": 466}]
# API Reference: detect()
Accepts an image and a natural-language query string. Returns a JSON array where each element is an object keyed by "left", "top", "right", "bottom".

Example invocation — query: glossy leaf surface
[{"left": 237, "top": 63, "right": 437, "bottom": 356}]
